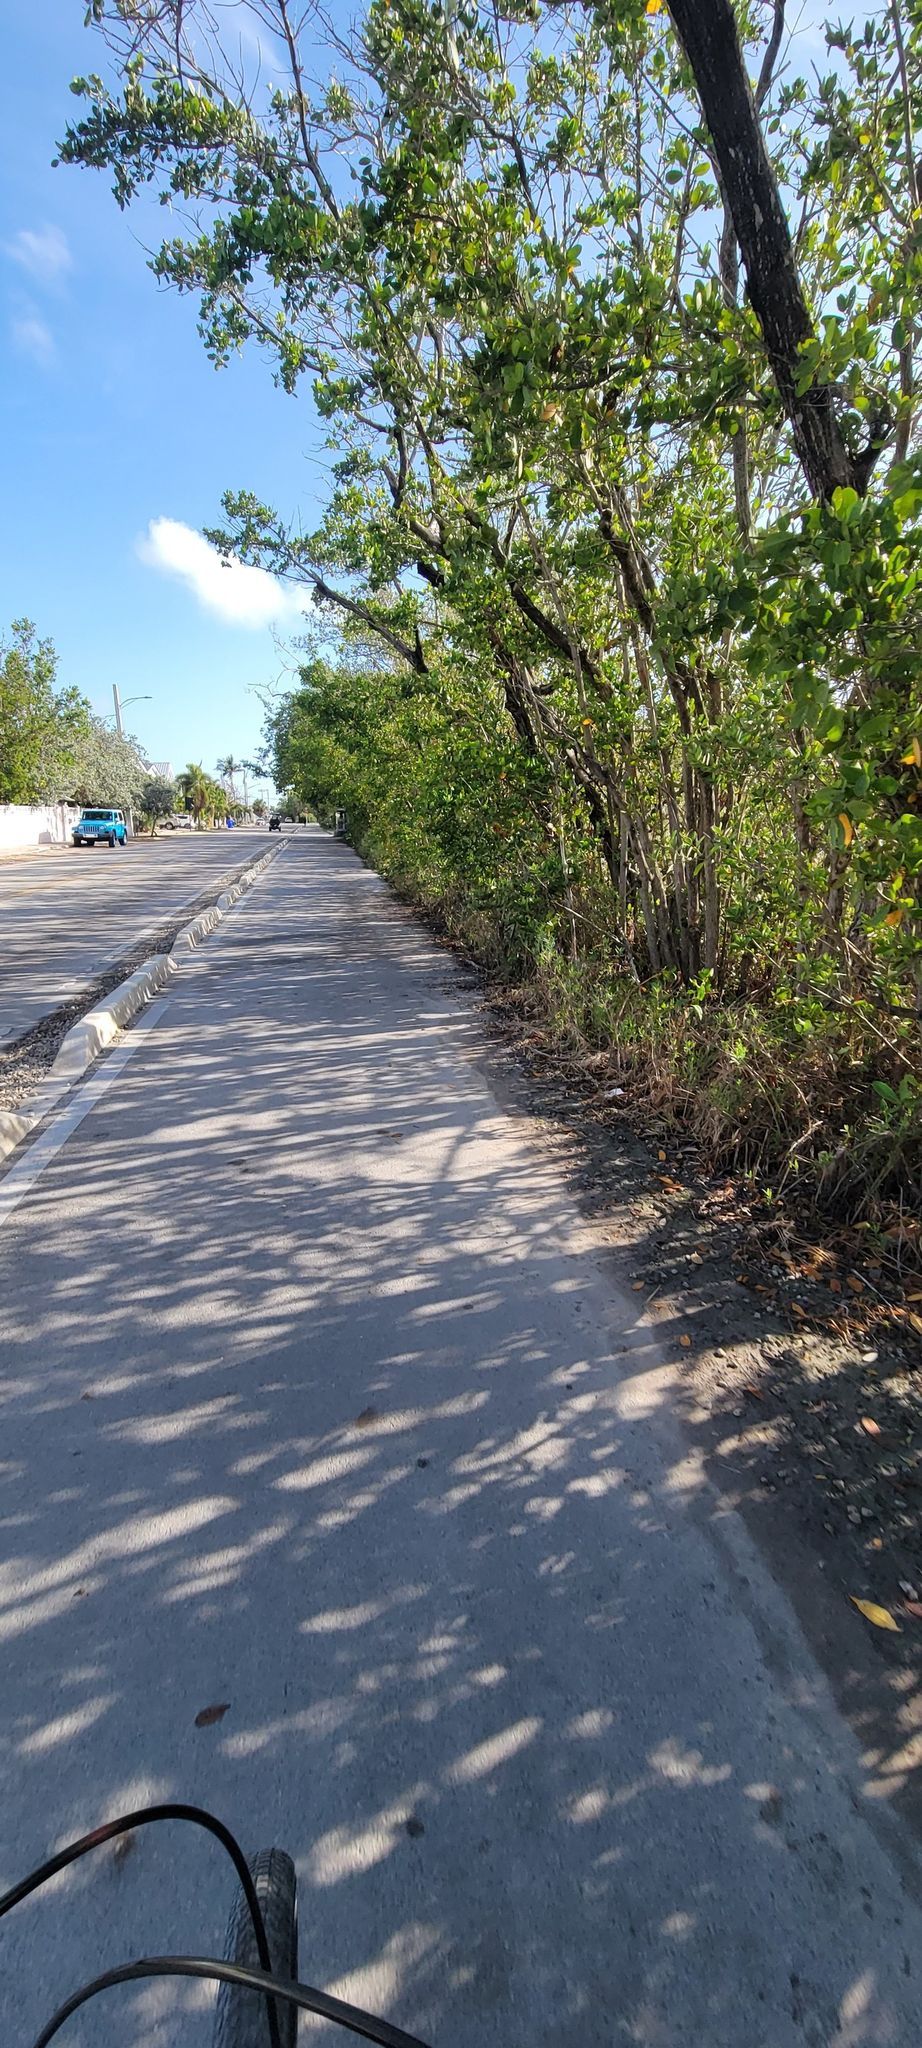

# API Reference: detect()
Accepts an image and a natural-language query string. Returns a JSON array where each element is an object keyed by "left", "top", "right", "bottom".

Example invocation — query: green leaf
[{"left": 831, "top": 485, "right": 860, "bottom": 524}]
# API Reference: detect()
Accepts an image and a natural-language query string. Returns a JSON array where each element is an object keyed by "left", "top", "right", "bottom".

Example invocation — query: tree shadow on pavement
[{"left": 1, "top": 841, "right": 920, "bottom": 2048}]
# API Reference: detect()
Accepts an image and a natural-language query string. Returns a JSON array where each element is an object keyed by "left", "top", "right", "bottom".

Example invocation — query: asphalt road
[
  {"left": 1, "top": 835, "right": 921, "bottom": 2048},
  {"left": 0, "top": 828, "right": 278, "bottom": 1045}
]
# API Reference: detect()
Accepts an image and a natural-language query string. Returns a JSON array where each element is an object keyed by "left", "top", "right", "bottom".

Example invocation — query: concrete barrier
[{"left": 48, "top": 955, "right": 178, "bottom": 1085}]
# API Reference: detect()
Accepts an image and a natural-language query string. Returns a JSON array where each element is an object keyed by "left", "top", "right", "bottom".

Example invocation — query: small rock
[{"left": 847, "top": 1506, "right": 862, "bottom": 1525}]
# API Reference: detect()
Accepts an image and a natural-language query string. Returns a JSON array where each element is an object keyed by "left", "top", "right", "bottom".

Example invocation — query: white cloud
[
  {"left": 11, "top": 314, "right": 55, "bottom": 368},
  {"left": 6, "top": 225, "right": 73, "bottom": 285},
  {"left": 137, "top": 517, "right": 308, "bottom": 630}
]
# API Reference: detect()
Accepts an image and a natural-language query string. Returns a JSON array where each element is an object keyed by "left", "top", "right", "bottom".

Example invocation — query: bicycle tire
[{"left": 212, "top": 1848, "right": 298, "bottom": 2048}]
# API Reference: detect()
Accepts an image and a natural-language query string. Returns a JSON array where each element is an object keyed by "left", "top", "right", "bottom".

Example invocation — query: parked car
[
  {"left": 72, "top": 807, "right": 128, "bottom": 848},
  {"left": 269, "top": 814, "right": 282, "bottom": 831}
]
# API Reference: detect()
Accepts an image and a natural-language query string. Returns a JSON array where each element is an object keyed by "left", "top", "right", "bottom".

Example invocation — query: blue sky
[
  {"left": 0, "top": 3, "right": 839, "bottom": 786},
  {"left": 0, "top": 1, "right": 328, "bottom": 784}
]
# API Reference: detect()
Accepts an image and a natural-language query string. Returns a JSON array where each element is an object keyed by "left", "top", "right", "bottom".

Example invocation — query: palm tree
[
  {"left": 216, "top": 754, "right": 241, "bottom": 802},
  {"left": 177, "top": 761, "right": 209, "bottom": 827},
  {"left": 241, "top": 758, "right": 264, "bottom": 812},
  {"left": 206, "top": 775, "right": 230, "bottom": 823}
]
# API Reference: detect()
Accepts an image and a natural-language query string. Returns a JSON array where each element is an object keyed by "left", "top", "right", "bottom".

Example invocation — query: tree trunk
[{"left": 667, "top": 0, "right": 857, "bottom": 501}]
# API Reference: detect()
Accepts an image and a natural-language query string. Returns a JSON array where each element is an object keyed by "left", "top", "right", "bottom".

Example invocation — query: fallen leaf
[
  {"left": 903, "top": 1601, "right": 922, "bottom": 1619},
  {"left": 679, "top": 1334, "right": 692, "bottom": 1349},
  {"left": 860, "top": 1417, "right": 881, "bottom": 1436},
  {"left": 870, "top": 1537, "right": 884, "bottom": 1550},
  {"left": 195, "top": 1702, "right": 231, "bottom": 1728},
  {"left": 884, "top": 908, "right": 903, "bottom": 927},
  {"left": 742, "top": 1385, "right": 764, "bottom": 1400},
  {"left": 850, "top": 1597, "right": 901, "bottom": 1632},
  {"left": 846, "top": 1274, "right": 864, "bottom": 1293},
  {"left": 657, "top": 1149, "right": 667, "bottom": 1161},
  {"left": 631, "top": 1280, "right": 645, "bottom": 1291}
]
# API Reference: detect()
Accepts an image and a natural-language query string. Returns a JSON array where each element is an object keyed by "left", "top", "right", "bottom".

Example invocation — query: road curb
[{"left": 0, "top": 844, "right": 280, "bottom": 1165}]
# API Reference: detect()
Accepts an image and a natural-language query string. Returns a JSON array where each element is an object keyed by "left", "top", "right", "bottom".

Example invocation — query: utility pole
[{"left": 112, "top": 683, "right": 123, "bottom": 737}]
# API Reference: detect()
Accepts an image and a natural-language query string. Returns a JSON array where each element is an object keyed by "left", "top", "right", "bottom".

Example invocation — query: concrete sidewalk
[{"left": 1, "top": 835, "right": 921, "bottom": 2047}]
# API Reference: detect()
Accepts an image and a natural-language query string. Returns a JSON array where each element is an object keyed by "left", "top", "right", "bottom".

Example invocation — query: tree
[
  {"left": 0, "top": 620, "right": 89, "bottom": 803},
  {"left": 68, "top": 715, "right": 148, "bottom": 809},
  {"left": 240, "top": 757, "right": 266, "bottom": 810},
  {"left": 62, "top": 0, "right": 922, "bottom": 1209},
  {"left": 177, "top": 761, "right": 209, "bottom": 826},
  {"left": 666, "top": 0, "right": 864, "bottom": 503},
  {"left": 206, "top": 775, "right": 231, "bottom": 822},
  {"left": 140, "top": 777, "right": 177, "bottom": 834},
  {"left": 216, "top": 754, "right": 241, "bottom": 801}
]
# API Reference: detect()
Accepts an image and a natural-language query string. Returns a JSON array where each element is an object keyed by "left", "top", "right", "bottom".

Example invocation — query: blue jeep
[{"left": 73, "top": 807, "right": 128, "bottom": 848}]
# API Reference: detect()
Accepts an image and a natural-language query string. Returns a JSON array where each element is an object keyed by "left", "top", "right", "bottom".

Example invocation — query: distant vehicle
[
  {"left": 269, "top": 814, "right": 282, "bottom": 831},
  {"left": 172, "top": 814, "right": 193, "bottom": 830},
  {"left": 73, "top": 807, "right": 128, "bottom": 848}
]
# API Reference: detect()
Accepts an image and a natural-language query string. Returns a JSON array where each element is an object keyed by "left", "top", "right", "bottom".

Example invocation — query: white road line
[{"left": 0, "top": 997, "right": 173, "bottom": 1231}]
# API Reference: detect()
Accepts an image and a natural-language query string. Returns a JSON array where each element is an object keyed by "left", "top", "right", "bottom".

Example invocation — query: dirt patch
[{"left": 0, "top": 848, "right": 277, "bottom": 1114}]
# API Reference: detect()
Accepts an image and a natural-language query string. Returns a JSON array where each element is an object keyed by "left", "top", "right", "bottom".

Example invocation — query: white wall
[{"left": 0, "top": 803, "right": 80, "bottom": 852}]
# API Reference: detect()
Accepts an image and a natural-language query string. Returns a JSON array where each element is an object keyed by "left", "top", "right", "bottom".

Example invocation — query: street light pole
[{"left": 111, "top": 688, "right": 151, "bottom": 737}]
